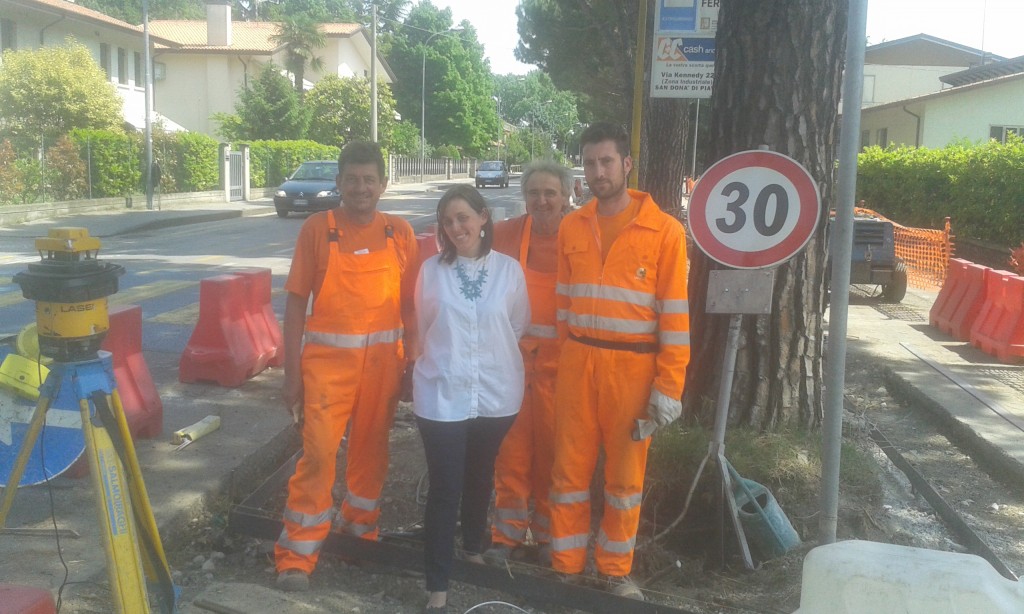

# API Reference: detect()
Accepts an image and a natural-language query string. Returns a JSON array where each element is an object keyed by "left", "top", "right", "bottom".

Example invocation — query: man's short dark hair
[
  {"left": 337, "top": 141, "right": 387, "bottom": 179},
  {"left": 579, "top": 122, "right": 630, "bottom": 159}
]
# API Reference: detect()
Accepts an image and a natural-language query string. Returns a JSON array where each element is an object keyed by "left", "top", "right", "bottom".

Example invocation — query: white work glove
[{"left": 647, "top": 388, "right": 682, "bottom": 427}]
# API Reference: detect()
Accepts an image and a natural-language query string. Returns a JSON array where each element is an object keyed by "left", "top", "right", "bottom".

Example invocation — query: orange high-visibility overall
[
  {"left": 549, "top": 191, "right": 690, "bottom": 577},
  {"left": 491, "top": 216, "right": 560, "bottom": 549},
  {"left": 276, "top": 210, "right": 409, "bottom": 574}
]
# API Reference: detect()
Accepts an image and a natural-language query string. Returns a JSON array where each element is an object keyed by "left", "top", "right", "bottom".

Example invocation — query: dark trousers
[{"left": 417, "top": 414, "right": 516, "bottom": 592}]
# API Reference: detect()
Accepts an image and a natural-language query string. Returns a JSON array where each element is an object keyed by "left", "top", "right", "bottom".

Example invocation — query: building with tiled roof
[
  {"left": 148, "top": 1, "right": 392, "bottom": 135},
  {"left": 1, "top": 0, "right": 393, "bottom": 137}
]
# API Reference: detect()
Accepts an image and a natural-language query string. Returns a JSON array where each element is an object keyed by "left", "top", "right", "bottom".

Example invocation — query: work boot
[
  {"left": 482, "top": 545, "right": 513, "bottom": 566},
  {"left": 601, "top": 574, "right": 644, "bottom": 601},
  {"left": 276, "top": 569, "right": 310, "bottom": 592}
]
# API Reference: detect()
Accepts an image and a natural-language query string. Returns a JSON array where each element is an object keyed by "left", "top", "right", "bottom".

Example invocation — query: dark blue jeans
[{"left": 417, "top": 414, "right": 516, "bottom": 592}]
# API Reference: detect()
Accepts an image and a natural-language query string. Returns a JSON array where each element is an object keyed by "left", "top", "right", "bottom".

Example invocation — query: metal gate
[{"left": 229, "top": 151, "right": 244, "bottom": 201}]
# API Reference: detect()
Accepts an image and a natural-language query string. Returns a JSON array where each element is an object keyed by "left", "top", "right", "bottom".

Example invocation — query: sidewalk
[
  {"left": 842, "top": 289, "right": 1024, "bottom": 486},
  {"left": 1, "top": 198, "right": 1022, "bottom": 610}
]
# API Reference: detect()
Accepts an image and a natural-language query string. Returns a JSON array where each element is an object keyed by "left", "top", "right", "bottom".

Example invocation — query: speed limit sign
[{"left": 688, "top": 150, "right": 821, "bottom": 269}]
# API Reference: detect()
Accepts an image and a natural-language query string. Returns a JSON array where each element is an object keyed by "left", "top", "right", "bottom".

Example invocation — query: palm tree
[{"left": 270, "top": 15, "right": 327, "bottom": 94}]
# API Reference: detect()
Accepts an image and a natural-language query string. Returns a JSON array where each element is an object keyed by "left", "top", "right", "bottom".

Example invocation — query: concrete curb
[{"left": 884, "top": 367, "right": 1024, "bottom": 490}]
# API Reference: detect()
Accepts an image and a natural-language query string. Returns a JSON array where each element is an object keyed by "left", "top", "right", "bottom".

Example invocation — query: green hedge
[
  {"left": 857, "top": 140, "right": 1024, "bottom": 247},
  {"left": 70, "top": 129, "right": 141, "bottom": 198},
  {"left": 1, "top": 131, "right": 384, "bottom": 202},
  {"left": 247, "top": 140, "right": 339, "bottom": 189}
]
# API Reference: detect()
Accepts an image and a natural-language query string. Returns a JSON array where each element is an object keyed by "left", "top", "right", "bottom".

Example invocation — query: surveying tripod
[{"left": 0, "top": 228, "right": 175, "bottom": 613}]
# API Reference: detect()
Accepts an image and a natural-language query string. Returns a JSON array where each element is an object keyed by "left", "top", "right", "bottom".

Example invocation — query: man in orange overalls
[
  {"left": 275, "top": 142, "right": 418, "bottom": 591},
  {"left": 485, "top": 161, "right": 574, "bottom": 566},
  {"left": 549, "top": 123, "right": 690, "bottom": 600}
]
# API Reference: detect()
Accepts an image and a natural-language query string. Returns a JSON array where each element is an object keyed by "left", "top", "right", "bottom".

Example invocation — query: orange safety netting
[{"left": 855, "top": 205, "right": 955, "bottom": 290}]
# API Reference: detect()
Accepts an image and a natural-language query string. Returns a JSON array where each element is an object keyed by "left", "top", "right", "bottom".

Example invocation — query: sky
[{"left": 434, "top": 0, "right": 1024, "bottom": 76}]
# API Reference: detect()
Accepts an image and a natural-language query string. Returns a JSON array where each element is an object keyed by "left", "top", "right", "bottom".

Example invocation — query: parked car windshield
[
  {"left": 291, "top": 162, "right": 338, "bottom": 181},
  {"left": 479, "top": 161, "right": 504, "bottom": 171}
]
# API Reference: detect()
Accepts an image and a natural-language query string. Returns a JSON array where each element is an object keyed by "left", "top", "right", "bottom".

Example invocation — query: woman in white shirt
[{"left": 413, "top": 184, "right": 530, "bottom": 613}]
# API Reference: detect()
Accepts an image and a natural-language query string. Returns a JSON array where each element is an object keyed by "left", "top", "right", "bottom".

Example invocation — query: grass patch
[{"left": 647, "top": 425, "right": 881, "bottom": 512}]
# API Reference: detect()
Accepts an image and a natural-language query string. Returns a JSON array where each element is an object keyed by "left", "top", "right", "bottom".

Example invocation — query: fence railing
[{"left": 389, "top": 155, "right": 477, "bottom": 184}]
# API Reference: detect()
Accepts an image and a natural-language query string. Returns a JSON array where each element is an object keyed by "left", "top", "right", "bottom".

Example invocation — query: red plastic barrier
[
  {"left": 970, "top": 272, "right": 1024, "bottom": 363},
  {"left": 179, "top": 274, "right": 262, "bottom": 387},
  {"left": 417, "top": 233, "right": 439, "bottom": 265},
  {"left": 946, "top": 262, "right": 990, "bottom": 341},
  {"left": 234, "top": 268, "right": 283, "bottom": 369},
  {"left": 929, "top": 259, "right": 971, "bottom": 334},
  {"left": 101, "top": 305, "right": 163, "bottom": 438},
  {"left": 0, "top": 585, "right": 55, "bottom": 614}
]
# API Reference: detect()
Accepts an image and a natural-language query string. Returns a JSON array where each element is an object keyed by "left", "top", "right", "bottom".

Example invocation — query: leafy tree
[
  {"left": 0, "top": 42, "right": 123, "bottom": 144},
  {"left": 270, "top": 14, "right": 328, "bottom": 93},
  {"left": 494, "top": 71, "right": 580, "bottom": 151},
  {"left": 77, "top": 0, "right": 204, "bottom": 22},
  {"left": 222, "top": 63, "right": 309, "bottom": 140},
  {"left": 0, "top": 139, "right": 25, "bottom": 205},
  {"left": 389, "top": 121, "right": 420, "bottom": 156},
  {"left": 516, "top": 1, "right": 690, "bottom": 219},
  {"left": 305, "top": 75, "right": 399, "bottom": 148},
  {"left": 45, "top": 135, "right": 88, "bottom": 201},
  {"left": 686, "top": 1, "right": 846, "bottom": 429},
  {"left": 386, "top": 3, "right": 498, "bottom": 156},
  {"left": 256, "top": 0, "right": 354, "bottom": 21}
]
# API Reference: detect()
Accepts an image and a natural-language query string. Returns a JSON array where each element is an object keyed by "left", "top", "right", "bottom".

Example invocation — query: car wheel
[
  {"left": 276, "top": 209, "right": 289, "bottom": 218},
  {"left": 881, "top": 261, "right": 908, "bottom": 303}
]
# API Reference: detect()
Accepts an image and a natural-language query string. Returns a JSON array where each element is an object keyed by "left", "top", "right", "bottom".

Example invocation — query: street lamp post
[
  {"left": 421, "top": 27, "right": 462, "bottom": 182},
  {"left": 493, "top": 95, "right": 502, "bottom": 164}
]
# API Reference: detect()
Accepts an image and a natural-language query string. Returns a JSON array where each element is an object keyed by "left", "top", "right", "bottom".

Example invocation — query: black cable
[{"left": 35, "top": 365, "right": 72, "bottom": 613}]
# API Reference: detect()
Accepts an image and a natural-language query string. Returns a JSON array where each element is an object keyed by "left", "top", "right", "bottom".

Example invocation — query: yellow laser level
[
  {"left": 2, "top": 229, "right": 176, "bottom": 613},
  {"left": 13, "top": 227, "right": 124, "bottom": 362}
]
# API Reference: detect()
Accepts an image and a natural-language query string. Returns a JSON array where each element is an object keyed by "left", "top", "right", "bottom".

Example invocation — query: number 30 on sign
[{"left": 688, "top": 150, "right": 821, "bottom": 269}]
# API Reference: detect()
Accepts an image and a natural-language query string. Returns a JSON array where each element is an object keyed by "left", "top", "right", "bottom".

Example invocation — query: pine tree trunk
[
  {"left": 684, "top": 1, "right": 847, "bottom": 430},
  {"left": 638, "top": 98, "right": 689, "bottom": 216}
]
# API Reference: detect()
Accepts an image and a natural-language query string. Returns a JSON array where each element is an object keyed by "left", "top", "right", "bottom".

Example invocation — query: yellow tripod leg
[
  {"left": 80, "top": 396, "right": 151, "bottom": 614},
  {"left": 108, "top": 389, "right": 174, "bottom": 588},
  {"left": 0, "top": 394, "right": 53, "bottom": 528}
]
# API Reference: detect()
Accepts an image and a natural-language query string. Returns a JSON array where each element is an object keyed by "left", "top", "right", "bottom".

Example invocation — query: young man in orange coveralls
[
  {"left": 484, "top": 161, "right": 574, "bottom": 566},
  {"left": 276, "top": 142, "right": 418, "bottom": 592},
  {"left": 549, "top": 123, "right": 690, "bottom": 600}
]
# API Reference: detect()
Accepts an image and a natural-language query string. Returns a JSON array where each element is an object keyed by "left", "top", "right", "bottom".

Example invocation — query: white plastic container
[{"left": 795, "top": 540, "right": 1024, "bottom": 614}]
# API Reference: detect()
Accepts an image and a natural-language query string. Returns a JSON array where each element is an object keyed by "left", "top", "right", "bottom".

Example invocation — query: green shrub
[
  {"left": 174, "top": 132, "right": 219, "bottom": 192},
  {"left": 247, "top": 140, "right": 339, "bottom": 188},
  {"left": 44, "top": 135, "right": 87, "bottom": 201},
  {"left": 0, "top": 139, "right": 24, "bottom": 205},
  {"left": 857, "top": 140, "right": 1024, "bottom": 246},
  {"left": 69, "top": 129, "right": 140, "bottom": 197},
  {"left": 433, "top": 144, "right": 461, "bottom": 160}
]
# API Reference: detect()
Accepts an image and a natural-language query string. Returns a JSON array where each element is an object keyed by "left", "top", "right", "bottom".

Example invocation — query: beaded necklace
[{"left": 455, "top": 254, "right": 489, "bottom": 301}]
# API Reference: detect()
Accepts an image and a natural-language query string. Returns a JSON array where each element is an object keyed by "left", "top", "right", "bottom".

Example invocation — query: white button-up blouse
[{"left": 413, "top": 250, "right": 530, "bottom": 422}]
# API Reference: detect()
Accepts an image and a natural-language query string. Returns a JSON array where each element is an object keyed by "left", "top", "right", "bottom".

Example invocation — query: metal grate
[
  {"left": 871, "top": 302, "right": 927, "bottom": 322},
  {"left": 976, "top": 367, "right": 1024, "bottom": 397}
]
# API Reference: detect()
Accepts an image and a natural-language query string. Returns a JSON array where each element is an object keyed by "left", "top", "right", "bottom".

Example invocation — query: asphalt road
[{"left": 0, "top": 181, "right": 526, "bottom": 338}]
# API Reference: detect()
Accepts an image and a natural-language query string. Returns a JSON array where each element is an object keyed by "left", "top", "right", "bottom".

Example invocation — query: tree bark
[
  {"left": 638, "top": 97, "right": 689, "bottom": 216},
  {"left": 684, "top": 1, "right": 847, "bottom": 430}
]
